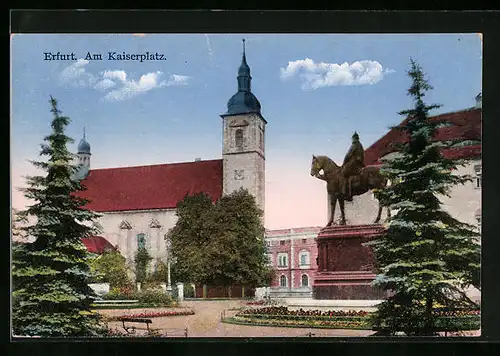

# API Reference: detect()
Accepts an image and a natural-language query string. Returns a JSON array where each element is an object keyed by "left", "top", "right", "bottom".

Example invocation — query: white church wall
[{"left": 96, "top": 209, "right": 178, "bottom": 264}]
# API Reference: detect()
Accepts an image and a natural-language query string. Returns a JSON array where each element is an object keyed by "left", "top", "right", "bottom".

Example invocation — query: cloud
[
  {"left": 104, "top": 71, "right": 167, "bottom": 102},
  {"left": 94, "top": 78, "right": 116, "bottom": 91},
  {"left": 60, "top": 59, "right": 97, "bottom": 87},
  {"left": 280, "top": 58, "right": 394, "bottom": 90},
  {"left": 166, "top": 74, "right": 190, "bottom": 86},
  {"left": 102, "top": 70, "right": 127, "bottom": 82},
  {"left": 59, "top": 59, "right": 191, "bottom": 102}
]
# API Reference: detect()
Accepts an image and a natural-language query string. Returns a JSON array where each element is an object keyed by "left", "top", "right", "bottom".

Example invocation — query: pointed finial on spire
[
  {"left": 242, "top": 38, "right": 247, "bottom": 62},
  {"left": 83, "top": 127, "right": 86, "bottom": 140}
]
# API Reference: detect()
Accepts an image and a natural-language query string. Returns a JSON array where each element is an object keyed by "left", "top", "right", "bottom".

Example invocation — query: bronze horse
[{"left": 310, "top": 155, "right": 391, "bottom": 226}]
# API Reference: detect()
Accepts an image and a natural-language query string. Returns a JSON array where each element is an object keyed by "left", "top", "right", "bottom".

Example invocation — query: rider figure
[{"left": 341, "top": 131, "right": 365, "bottom": 202}]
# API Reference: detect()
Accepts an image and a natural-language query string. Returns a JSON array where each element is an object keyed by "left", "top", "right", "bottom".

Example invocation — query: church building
[{"left": 75, "top": 40, "right": 267, "bottom": 267}]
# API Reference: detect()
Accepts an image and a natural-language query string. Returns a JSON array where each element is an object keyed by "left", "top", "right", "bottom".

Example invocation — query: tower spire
[
  {"left": 242, "top": 38, "right": 246, "bottom": 61},
  {"left": 83, "top": 127, "right": 86, "bottom": 140}
]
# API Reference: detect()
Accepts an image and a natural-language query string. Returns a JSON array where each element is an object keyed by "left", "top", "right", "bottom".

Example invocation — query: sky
[{"left": 11, "top": 34, "right": 482, "bottom": 229}]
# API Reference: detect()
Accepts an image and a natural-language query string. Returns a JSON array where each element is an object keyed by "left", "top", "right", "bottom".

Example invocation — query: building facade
[
  {"left": 265, "top": 227, "right": 321, "bottom": 298},
  {"left": 75, "top": 41, "right": 266, "bottom": 269}
]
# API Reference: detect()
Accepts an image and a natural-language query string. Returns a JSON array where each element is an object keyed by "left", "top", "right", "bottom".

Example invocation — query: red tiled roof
[
  {"left": 81, "top": 235, "right": 116, "bottom": 254},
  {"left": 77, "top": 159, "right": 223, "bottom": 212},
  {"left": 364, "top": 108, "right": 482, "bottom": 165}
]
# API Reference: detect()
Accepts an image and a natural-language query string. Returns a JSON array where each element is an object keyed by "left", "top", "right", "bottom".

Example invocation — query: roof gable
[{"left": 77, "top": 159, "right": 223, "bottom": 212}]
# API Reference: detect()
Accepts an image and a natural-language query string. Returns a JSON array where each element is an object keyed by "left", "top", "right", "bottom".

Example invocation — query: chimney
[
  {"left": 475, "top": 92, "right": 482, "bottom": 108},
  {"left": 194, "top": 158, "right": 201, "bottom": 162}
]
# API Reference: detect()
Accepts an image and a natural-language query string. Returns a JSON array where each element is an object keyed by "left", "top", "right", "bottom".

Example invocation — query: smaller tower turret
[{"left": 75, "top": 128, "right": 91, "bottom": 180}]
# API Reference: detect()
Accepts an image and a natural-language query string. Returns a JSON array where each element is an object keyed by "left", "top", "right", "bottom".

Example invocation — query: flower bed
[
  {"left": 227, "top": 316, "right": 371, "bottom": 330},
  {"left": 106, "top": 310, "right": 194, "bottom": 322},
  {"left": 228, "top": 306, "right": 480, "bottom": 331},
  {"left": 240, "top": 306, "right": 369, "bottom": 317}
]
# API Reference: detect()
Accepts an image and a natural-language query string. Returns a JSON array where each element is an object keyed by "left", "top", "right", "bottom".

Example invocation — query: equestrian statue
[{"left": 310, "top": 132, "right": 391, "bottom": 226}]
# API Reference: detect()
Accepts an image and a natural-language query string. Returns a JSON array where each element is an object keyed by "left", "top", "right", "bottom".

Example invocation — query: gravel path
[{"left": 99, "top": 300, "right": 375, "bottom": 337}]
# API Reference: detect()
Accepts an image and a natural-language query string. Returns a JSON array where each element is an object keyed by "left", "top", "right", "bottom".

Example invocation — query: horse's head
[{"left": 310, "top": 155, "right": 322, "bottom": 177}]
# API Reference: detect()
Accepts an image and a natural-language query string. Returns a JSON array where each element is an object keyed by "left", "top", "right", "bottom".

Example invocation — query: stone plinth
[{"left": 313, "top": 224, "right": 387, "bottom": 300}]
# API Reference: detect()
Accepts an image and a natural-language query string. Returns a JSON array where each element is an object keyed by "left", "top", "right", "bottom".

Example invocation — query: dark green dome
[
  {"left": 227, "top": 91, "right": 261, "bottom": 115},
  {"left": 225, "top": 39, "right": 261, "bottom": 116}
]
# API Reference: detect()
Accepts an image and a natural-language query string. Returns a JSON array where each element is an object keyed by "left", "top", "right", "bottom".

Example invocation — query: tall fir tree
[
  {"left": 12, "top": 97, "right": 104, "bottom": 337},
  {"left": 370, "top": 59, "right": 480, "bottom": 335}
]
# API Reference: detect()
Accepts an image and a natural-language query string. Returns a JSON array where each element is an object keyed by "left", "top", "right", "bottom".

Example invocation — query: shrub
[
  {"left": 135, "top": 289, "right": 175, "bottom": 306},
  {"left": 184, "top": 284, "right": 195, "bottom": 298},
  {"left": 91, "top": 251, "right": 131, "bottom": 288},
  {"left": 148, "top": 259, "right": 169, "bottom": 283},
  {"left": 101, "top": 286, "right": 135, "bottom": 300}
]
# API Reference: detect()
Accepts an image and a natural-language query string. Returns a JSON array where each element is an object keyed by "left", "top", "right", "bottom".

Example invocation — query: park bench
[{"left": 120, "top": 317, "right": 153, "bottom": 334}]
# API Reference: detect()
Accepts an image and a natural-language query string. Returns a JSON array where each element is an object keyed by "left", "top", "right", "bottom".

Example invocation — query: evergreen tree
[
  {"left": 12, "top": 97, "right": 104, "bottom": 337},
  {"left": 12, "top": 208, "right": 28, "bottom": 242},
  {"left": 134, "top": 246, "right": 153, "bottom": 284},
  {"left": 370, "top": 60, "right": 480, "bottom": 335}
]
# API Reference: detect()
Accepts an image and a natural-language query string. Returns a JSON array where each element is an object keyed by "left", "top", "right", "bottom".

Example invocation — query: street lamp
[{"left": 165, "top": 234, "right": 173, "bottom": 296}]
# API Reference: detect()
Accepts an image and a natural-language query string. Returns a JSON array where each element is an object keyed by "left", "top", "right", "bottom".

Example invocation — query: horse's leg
[
  {"left": 327, "top": 194, "right": 336, "bottom": 226},
  {"left": 339, "top": 197, "right": 346, "bottom": 225}
]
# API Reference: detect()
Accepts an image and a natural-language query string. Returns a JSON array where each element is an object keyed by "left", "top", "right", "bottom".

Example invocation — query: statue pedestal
[{"left": 313, "top": 224, "right": 387, "bottom": 300}]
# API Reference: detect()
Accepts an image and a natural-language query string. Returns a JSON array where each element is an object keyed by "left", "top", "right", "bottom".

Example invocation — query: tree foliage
[
  {"left": 370, "top": 59, "right": 481, "bottom": 335},
  {"left": 169, "top": 189, "right": 273, "bottom": 288},
  {"left": 12, "top": 208, "right": 29, "bottom": 242},
  {"left": 12, "top": 97, "right": 104, "bottom": 337},
  {"left": 90, "top": 251, "right": 131, "bottom": 288},
  {"left": 134, "top": 246, "right": 153, "bottom": 283}
]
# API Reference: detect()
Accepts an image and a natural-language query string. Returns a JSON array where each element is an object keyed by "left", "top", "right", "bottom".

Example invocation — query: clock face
[{"left": 234, "top": 169, "right": 244, "bottom": 180}]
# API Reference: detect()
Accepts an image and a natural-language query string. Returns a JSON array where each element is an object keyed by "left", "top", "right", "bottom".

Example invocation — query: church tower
[
  {"left": 74, "top": 128, "right": 91, "bottom": 180},
  {"left": 221, "top": 39, "right": 266, "bottom": 213}
]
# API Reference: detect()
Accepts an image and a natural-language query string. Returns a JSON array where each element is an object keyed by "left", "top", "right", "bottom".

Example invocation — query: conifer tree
[
  {"left": 12, "top": 97, "right": 104, "bottom": 337},
  {"left": 370, "top": 59, "right": 480, "bottom": 335}
]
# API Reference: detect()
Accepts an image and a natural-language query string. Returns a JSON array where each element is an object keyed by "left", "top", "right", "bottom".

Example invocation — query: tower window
[
  {"left": 235, "top": 129, "right": 243, "bottom": 148},
  {"left": 280, "top": 275, "right": 287, "bottom": 287}
]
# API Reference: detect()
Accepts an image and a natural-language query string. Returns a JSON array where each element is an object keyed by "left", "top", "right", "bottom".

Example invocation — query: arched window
[
  {"left": 301, "top": 274, "right": 309, "bottom": 287},
  {"left": 235, "top": 129, "right": 243, "bottom": 148},
  {"left": 137, "top": 233, "right": 146, "bottom": 249},
  {"left": 279, "top": 275, "right": 287, "bottom": 287}
]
